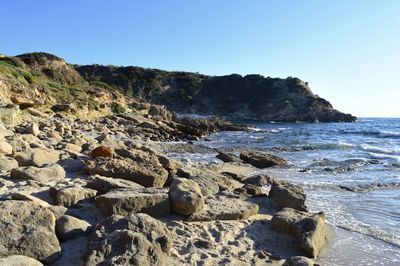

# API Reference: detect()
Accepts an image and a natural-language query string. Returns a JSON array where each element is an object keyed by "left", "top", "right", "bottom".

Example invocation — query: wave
[
  {"left": 302, "top": 182, "right": 400, "bottom": 192},
  {"left": 340, "top": 129, "right": 400, "bottom": 139}
]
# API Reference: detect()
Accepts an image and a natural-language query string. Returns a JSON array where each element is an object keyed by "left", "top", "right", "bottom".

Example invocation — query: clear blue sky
[{"left": 2, "top": 0, "right": 399, "bottom": 117}]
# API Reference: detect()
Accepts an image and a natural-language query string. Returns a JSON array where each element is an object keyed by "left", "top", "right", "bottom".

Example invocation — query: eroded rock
[{"left": 169, "top": 178, "right": 204, "bottom": 215}]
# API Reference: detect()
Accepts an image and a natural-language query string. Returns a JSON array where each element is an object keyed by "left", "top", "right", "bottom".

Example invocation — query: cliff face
[{"left": 1, "top": 52, "right": 356, "bottom": 122}]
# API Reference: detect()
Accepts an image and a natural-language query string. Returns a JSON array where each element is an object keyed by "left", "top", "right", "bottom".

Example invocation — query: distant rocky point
[{"left": 0, "top": 52, "right": 356, "bottom": 122}]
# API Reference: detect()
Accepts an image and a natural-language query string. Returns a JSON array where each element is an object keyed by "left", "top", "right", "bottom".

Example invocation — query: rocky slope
[{"left": 0, "top": 52, "right": 356, "bottom": 122}]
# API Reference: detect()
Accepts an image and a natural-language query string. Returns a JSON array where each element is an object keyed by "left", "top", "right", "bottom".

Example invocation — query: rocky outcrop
[
  {"left": 240, "top": 150, "right": 287, "bottom": 168},
  {"left": 271, "top": 208, "right": 326, "bottom": 258},
  {"left": 0, "top": 200, "right": 60, "bottom": 263},
  {"left": 85, "top": 213, "right": 172, "bottom": 265}
]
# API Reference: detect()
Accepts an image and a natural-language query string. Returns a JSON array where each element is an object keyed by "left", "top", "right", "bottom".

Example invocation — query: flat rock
[
  {"left": 240, "top": 150, "right": 287, "bottom": 168},
  {"left": 86, "top": 174, "right": 143, "bottom": 194},
  {"left": 0, "top": 155, "right": 18, "bottom": 172},
  {"left": 269, "top": 183, "right": 307, "bottom": 211},
  {"left": 10, "top": 164, "right": 65, "bottom": 182},
  {"left": 11, "top": 192, "right": 51, "bottom": 207},
  {"left": 56, "top": 215, "right": 91, "bottom": 241},
  {"left": 271, "top": 208, "right": 326, "bottom": 258},
  {"left": 187, "top": 194, "right": 259, "bottom": 221},
  {"left": 85, "top": 157, "right": 169, "bottom": 187},
  {"left": 85, "top": 213, "right": 172, "bottom": 266},
  {"left": 189, "top": 168, "right": 236, "bottom": 196},
  {"left": 14, "top": 147, "right": 59, "bottom": 167},
  {"left": 0, "top": 200, "right": 60, "bottom": 263},
  {"left": 50, "top": 186, "right": 97, "bottom": 207},
  {"left": 95, "top": 188, "right": 170, "bottom": 217},
  {"left": 0, "top": 255, "right": 43, "bottom": 266}
]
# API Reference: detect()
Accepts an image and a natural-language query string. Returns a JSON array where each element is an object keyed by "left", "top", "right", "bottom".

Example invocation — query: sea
[{"left": 171, "top": 118, "right": 400, "bottom": 265}]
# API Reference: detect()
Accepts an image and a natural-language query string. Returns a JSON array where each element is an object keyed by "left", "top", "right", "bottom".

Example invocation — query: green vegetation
[{"left": 111, "top": 102, "right": 126, "bottom": 113}]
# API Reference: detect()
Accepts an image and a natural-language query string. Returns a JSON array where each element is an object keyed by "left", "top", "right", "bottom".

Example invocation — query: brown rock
[
  {"left": 56, "top": 215, "right": 91, "bottom": 241},
  {"left": 10, "top": 164, "right": 65, "bottom": 182},
  {"left": 86, "top": 174, "right": 143, "bottom": 194},
  {"left": 269, "top": 183, "right": 307, "bottom": 211},
  {"left": 14, "top": 148, "right": 59, "bottom": 167},
  {"left": 240, "top": 150, "right": 287, "bottom": 168},
  {"left": 169, "top": 178, "right": 204, "bottom": 215},
  {"left": 0, "top": 141, "right": 13, "bottom": 155},
  {"left": 90, "top": 145, "right": 113, "bottom": 158},
  {"left": 50, "top": 186, "right": 97, "bottom": 207}
]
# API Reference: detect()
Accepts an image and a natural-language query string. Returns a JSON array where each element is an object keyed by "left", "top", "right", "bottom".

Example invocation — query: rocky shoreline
[{"left": 0, "top": 102, "right": 329, "bottom": 266}]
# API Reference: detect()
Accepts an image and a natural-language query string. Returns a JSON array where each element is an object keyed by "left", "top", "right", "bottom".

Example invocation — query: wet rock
[
  {"left": 0, "top": 141, "right": 13, "bottom": 155},
  {"left": 90, "top": 145, "right": 113, "bottom": 158},
  {"left": 216, "top": 151, "right": 241, "bottom": 163},
  {"left": 0, "top": 200, "right": 60, "bottom": 263},
  {"left": 85, "top": 213, "right": 172, "bottom": 265},
  {"left": 86, "top": 174, "right": 143, "bottom": 194},
  {"left": 85, "top": 157, "right": 169, "bottom": 188},
  {"left": 187, "top": 194, "right": 259, "bottom": 221},
  {"left": 10, "top": 164, "right": 65, "bottom": 182},
  {"left": 50, "top": 186, "right": 97, "bottom": 207},
  {"left": 169, "top": 178, "right": 204, "bottom": 215},
  {"left": 14, "top": 147, "right": 59, "bottom": 167},
  {"left": 0, "top": 255, "right": 43, "bottom": 266},
  {"left": 95, "top": 188, "right": 170, "bottom": 218},
  {"left": 269, "top": 183, "right": 307, "bottom": 211},
  {"left": 271, "top": 208, "right": 326, "bottom": 258},
  {"left": 240, "top": 150, "right": 287, "bottom": 168},
  {"left": 0, "top": 155, "right": 18, "bottom": 172},
  {"left": 56, "top": 215, "right": 91, "bottom": 241}
]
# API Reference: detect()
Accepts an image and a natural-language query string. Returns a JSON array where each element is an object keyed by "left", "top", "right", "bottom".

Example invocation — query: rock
[
  {"left": 48, "top": 205, "right": 68, "bottom": 220},
  {"left": 216, "top": 151, "right": 241, "bottom": 163},
  {"left": 169, "top": 178, "right": 204, "bottom": 215},
  {"left": 58, "top": 158, "right": 85, "bottom": 173},
  {"left": 52, "top": 237, "right": 86, "bottom": 266},
  {"left": 27, "top": 123, "right": 40, "bottom": 136},
  {"left": 51, "top": 104, "right": 70, "bottom": 112},
  {"left": 283, "top": 256, "right": 316, "bottom": 266},
  {"left": 0, "top": 124, "right": 13, "bottom": 139},
  {"left": 243, "top": 174, "right": 280, "bottom": 186},
  {"left": 11, "top": 192, "right": 51, "bottom": 207},
  {"left": 269, "top": 183, "right": 307, "bottom": 211},
  {"left": 85, "top": 157, "right": 169, "bottom": 188},
  {"left": 56, "top": 215, "right": 91, "bottom": 241},
  {"left": 236, "top": 184, "right": 264, "bottom": 196},
  {"left": 0, "top": 141, "right": 13, "bottom": 155},
  {"left": 0, "top": 200, "right": 60, "bottom": 263},
  {"left": 90, "top": 145, "right": 113, "bottom": 158},
  {"left": 64, "top": 143, "right": 82, "bottom": 153},
  {"left": 27, "top": 107, "right": 47, "bottom": 118},
  {"left": 271, "top": 208, "right": 326, "bottom": 258},
  {"left": 95, "top": 188, "right": 170, "bottom": 217},
  {"left": 0, "top": 255, "right": 43, "bottom": 266},
  {"left": 10, "top": 164, "right": 65, "bottom": 182},
  {"left": 7, "top": 134, "right": 42, "bottom": 152},
  {"left": 0, "top": 155, "right": 18, "bottom": 172},
  {"left": 50, "top": 186, "right": 97, "bottom": 207},
  {"left": 187, "top": 194, "right": 259, "bottom": 221},
  {"left": 240, "top": 150, "right": 287, "bottom": 168},
  {"left": 85, "top": 213, "right": 172, "bottom": 266},
  {"left": 86, "top": 174, "right": 143, "bottom": 194},
  {"left": 189, "top": 168, "right": 236, "bottom": 196},
  {"left": 14, "top": 148, "right": 59, "bottom": 167}
]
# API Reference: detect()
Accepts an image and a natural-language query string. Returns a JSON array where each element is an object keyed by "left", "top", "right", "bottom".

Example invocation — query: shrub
[{"left": 111, "top": 102, "right": 126, "bottom": 114}]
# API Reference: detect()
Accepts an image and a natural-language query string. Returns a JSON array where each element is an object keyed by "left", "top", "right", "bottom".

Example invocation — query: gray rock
[
  {"left": 0, "top": 200, "right": 60, "bottom": 263},
  {"left": 240, "top": 150, "right": 287, "bottom": 168},
  {"left": 56, "top": 215, "right": 91, "bottom": 241},
  {"left": 0, "top": 155, "right": 18, "bottom": 172},
  {"left": 216, "top": 151, "right": 241, "bottom": 163},
  {"left": 271, "top": 208, "right": 326, "bottom": 258},
  {"left": 85, "top": 213, "right": 172, "bottom": 266},
  {"left": 169, "top": 178, "right": 204, "bottom": 215},
  {"left": 269, "top": 183, "right": 307, "bottom": 211},
  {"left": 10, "top": 164, "right": 65, "bottom": 182},
  {"left": 95, "top": 188, "right": 170, "bottom": 217},
  {"left": 0, "top": 255, "right": 43, "bottom": 266},
  {"left": 14, "top": 148, "right": 59, "bottom": 167},
  {"left": 283, "top": 256, "right": 316, "bottom": 266}
]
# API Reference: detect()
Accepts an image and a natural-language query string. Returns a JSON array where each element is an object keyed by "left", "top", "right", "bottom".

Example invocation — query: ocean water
[{"left": 190, "top": 118, "right": 400, "bottom": 265}]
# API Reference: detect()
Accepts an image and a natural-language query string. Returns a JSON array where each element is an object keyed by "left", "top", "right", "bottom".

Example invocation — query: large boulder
[
  {"left": 0, "top": 200, "right": 60, "bottom": 263},
  {"left": 14, "top": 148, "right": 59, "bottom": 167},
  {"left": 10, "top": 164, "right": 65, "bottom": 182},
  {"left": 240, "top": 150, "right": 287, "bottom": 168},
  {"left": 0, "top": 255, "right": 43, "bottom": 266},
  {"left": 271, "top": 208, "right": 326, "bottom": 258},
  {"left": 169, "top": 178, "right": 204, "bottom": 215},
  {"left": 187, "top": 193, "right": 259, "bottom": 221},
  {"left": 56, "top": 215, "right": 91, "bottom": 241},
  {"left": 95, "top": 188, "right": 171, "bottom": 217},
  {"left": 85, "top": 157, "right": 169, "bottom": 187},
  {"left": 269, "top": 183, "right": 307, "bottom": 211},
  {"left": 85, "top": 213, "right": 172, "bottom": 265},
  {"left": 85, "top": 174, "right": 144, "bottom": 194},
  {"left": 50, "top": 186, "right": 97, "bottom": 207}
]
